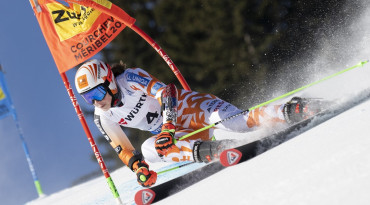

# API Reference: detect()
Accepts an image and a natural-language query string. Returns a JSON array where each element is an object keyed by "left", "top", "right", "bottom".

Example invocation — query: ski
[
  {"left": 135, "top": 161, "right": 225, "bottom": 205},
  {"left": 135, "top": 89, "right": 370, "bottom": 204}
]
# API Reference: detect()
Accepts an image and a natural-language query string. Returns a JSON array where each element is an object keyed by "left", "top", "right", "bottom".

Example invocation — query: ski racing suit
[{"left": 93, "top": 67, "right": 287, "bottom": 167}]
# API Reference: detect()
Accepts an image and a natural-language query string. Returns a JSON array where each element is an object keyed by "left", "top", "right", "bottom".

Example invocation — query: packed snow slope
[
  {"left": 160, "top": 99, "right": 370, "bottom": 205},
  {"left": 26, "top": 62, "right": 370, "bottom": 205}
]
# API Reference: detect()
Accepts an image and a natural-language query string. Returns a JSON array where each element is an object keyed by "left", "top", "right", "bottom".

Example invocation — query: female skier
[{"left": 74, "top": 59, "right": 320, "bottom": 187}]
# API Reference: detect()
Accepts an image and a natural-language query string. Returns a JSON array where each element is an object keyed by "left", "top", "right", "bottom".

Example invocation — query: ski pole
[
  {"left": 175, "top": 60, "right": 369, "bottom": 143},
  {"left": 157, "top": 162, "right": 196, "bottom": 175}
]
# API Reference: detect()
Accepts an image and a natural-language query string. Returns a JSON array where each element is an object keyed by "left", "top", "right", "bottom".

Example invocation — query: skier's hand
[
  {"left": 133, "top": 160, "right": 157, "bottom": 187},
  {"left": 155, "top": 123, "right": 179, "bottom": 157}
]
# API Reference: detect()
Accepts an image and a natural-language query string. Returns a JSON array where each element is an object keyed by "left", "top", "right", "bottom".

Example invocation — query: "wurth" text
[{"left": 125, "top": 94, "right": 147, "bottom": 121}]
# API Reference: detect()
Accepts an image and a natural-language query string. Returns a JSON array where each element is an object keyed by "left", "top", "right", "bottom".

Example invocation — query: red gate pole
[
  {"left": 60, "top": 72, "right": 123, "bottom": 204},
  {"left": 129, "top": 25, "right": 191, "bottom": 90}
]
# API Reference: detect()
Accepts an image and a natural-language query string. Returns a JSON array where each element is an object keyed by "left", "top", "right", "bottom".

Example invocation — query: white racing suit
[{"left": 94, "top": 68, "right": 286, "bottom": 167}]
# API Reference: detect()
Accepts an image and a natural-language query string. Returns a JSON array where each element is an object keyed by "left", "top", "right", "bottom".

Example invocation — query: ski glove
[
  {"left": 155, "top": 123, "right": 180, "bottom": 157},
  {"left": 133, "top": 160, "right": 157, "bottom": 187}
]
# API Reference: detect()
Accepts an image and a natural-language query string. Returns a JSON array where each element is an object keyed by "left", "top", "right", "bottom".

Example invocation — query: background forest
[{"left": 76, "top": 0, "right": 360, "bottom": 182}]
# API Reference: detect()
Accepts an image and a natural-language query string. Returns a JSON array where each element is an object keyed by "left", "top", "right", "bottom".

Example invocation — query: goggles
[{"left": 81, "top": 85, "right": 108, "bottom": 104}]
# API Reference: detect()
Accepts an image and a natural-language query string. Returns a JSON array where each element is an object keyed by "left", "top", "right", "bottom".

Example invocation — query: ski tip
[
  {"left": 135, "top": 189, "right": 156, "bottom": 205},
  {"left": 220, "top": 148, "right": 242, "bottom": 167}
]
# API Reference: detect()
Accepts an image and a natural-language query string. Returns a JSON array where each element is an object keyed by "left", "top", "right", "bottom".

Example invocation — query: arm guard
[{"left": 161, "top": 83, "right": 178, "bottom": 125}]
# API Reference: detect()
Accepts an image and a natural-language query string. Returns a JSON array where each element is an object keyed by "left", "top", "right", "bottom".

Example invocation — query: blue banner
[{"left": 0, "top": 70, "right": 14, "bottom": 120}]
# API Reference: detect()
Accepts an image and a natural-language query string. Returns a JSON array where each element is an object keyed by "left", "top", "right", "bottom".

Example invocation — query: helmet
[{"left": 75, "top": 59, "right": 121, "bottom": 106}]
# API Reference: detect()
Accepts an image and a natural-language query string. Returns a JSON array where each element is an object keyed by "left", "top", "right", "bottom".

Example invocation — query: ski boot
[
  {"left": 283, "top": 97, "right": 329, "bottom": 124},
  {"left": 193, "top": 139, "right": 236, "bottom": 163}
]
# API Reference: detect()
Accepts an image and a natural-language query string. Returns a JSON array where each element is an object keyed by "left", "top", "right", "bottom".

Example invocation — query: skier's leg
[
  {"left": 177, "top": 90, "right": 287, "bottom": 133},
  {"left": 206, "top": 96, "right": 328, "bottom": 132},
  {"left": 206, "top": 99, "right": 286, "bottom": 132}
]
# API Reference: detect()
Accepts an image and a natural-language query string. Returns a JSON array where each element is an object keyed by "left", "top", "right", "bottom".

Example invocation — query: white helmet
[{"left": 75, "top": 59, "right": 121, "bottom": 106}]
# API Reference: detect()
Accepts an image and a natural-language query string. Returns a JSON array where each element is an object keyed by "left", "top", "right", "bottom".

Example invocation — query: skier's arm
[
  {"left": 155, "top": 83, "right": 179, "bottom": 156},
  {"left": 94, "top": 114, "right": 157, "bottom": 187},
  {"left": 124, "top": 68, "right": 166, "bottom": 99}
]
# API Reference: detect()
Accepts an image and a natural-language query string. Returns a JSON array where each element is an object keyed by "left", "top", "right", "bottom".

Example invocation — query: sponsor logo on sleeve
[
  {"left": 150, "top": 82, "right": 164, "bottom": 96},
  {"left": 126, "top": 73, "right": 150, "bottom": 86}
]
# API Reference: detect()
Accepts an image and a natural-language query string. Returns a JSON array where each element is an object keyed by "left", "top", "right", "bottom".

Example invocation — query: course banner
[{"left": 30, "top": 0, "right": 135, "bottom": 73}]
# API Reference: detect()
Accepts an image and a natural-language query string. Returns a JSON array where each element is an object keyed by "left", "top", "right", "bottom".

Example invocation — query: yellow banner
[
  {"left": 0, "top": 87, "right": 5, "bottom": 100},
  {"left": 47, "top": 3, "right": 101, "bottom": 41}
]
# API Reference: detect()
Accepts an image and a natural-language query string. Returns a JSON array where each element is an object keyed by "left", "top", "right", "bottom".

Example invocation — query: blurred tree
[{"left": 105, "top": 0, "right": 292, "bottom": 99}]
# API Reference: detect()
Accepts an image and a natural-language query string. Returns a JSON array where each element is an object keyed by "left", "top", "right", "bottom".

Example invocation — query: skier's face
[{"left": 93, "top": 92, "right": 112, "bottom": 111}]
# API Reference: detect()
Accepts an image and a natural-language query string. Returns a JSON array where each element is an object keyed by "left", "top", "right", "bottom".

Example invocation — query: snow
[{"left": 161, "top": 99, "right": 370, "bottom": 205}]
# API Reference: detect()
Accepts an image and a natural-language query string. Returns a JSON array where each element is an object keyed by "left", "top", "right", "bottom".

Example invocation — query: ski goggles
[{"left": 81, "top": 85, "right": 108, "bottom": 105}]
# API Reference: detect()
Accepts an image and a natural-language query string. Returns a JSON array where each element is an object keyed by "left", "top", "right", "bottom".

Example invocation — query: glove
[
  {"left": 155, "top": 123, "right": 180, "bottom": 157},
  {"left": 132, "top": 160, "right": 157, "bottom": 187}
]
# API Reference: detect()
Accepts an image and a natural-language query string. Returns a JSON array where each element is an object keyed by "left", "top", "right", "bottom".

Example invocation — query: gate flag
[
  {"left": 29, "top": 0, "right": 135, "bottom": 74},
  {"left": 0, "top": 67, "right": 13, "bottom": 120}
]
